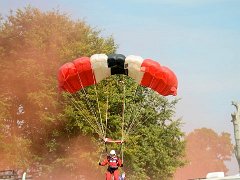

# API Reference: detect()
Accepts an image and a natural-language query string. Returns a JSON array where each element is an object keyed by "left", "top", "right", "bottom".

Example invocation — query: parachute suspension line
[
  {"left": 128, "top": 115, "right": 153, "bottom": 136},
  {"left": 104, "top": 93, "right": 109, "bottom": 139},
  {"left": 60, "top": 72, "right": 104, "bottom": 139},
  {"left": 64, "top": 92, "right": 102, "bottom": 136},
  {"left": 126, "top": 94, "right": 150, "bottom": 136},
  {"left": 124, "top": 84, "right": 142, "bottom": 136},
  {"left": 74, "top": 91, "right": 104, "bottom": 139},
  {"left": 125, "top": 86, "right": 145, "bottom": 136},
  {"left": 92, "top": 77, "right": 105, "bottom": 140},
  {"left": 121, "top": 76, "right": 126, "bottom": 142},
  {"left": 75, "top": 72, "right": 105, "bottom": 138},
  {"left": 76, "top": 73, "right": 101, "bottom": 123},
  {"left": 65, "top": 93, "right": 102, "bottom": 136},
  {"left": 126, "top": 75, "right": 157, "bottom": 135},
  {"left": 69, "top": 97, "right": 102, "bottom": 136},
  {"left": 120, "top": 143, "right": 124, "bottom": 163}
]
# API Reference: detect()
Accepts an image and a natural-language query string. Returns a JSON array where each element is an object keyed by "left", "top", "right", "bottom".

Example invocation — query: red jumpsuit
[{"left": 100, "top": 156, "right": 122, "bottom": 180}]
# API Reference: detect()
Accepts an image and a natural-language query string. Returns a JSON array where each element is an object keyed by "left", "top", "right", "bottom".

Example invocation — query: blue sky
[{"left": 1, "top": 0, "right": 240, "bottom": 174}]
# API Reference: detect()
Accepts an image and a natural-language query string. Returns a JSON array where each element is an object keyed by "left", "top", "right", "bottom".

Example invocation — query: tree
[
  {"left": 63, "top": 75, "right": 185, "bottom": 179},
  {"left": 0, "top": 6, "right": 185, "bottom": 179},
  {"left": 0, "top": 6, "right": 116, "bottom": 174},
  {"left": 174, "top": 128, "right": 233, "bottom": 180}
]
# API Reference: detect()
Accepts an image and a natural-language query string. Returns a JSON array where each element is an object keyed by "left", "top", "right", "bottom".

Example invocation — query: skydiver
[{"left": 99, "top": 150, "right": 123, "bottom": 180}]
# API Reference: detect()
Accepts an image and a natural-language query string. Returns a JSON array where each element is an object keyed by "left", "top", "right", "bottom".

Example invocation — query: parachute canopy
[{"left": 58, "top": 54, "right": 178, "bottom": 96}]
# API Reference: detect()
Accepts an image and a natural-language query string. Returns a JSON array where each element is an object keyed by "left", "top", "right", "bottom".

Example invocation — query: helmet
[{"left": 110, "top": 150, "right": 116, "bottom": 156}]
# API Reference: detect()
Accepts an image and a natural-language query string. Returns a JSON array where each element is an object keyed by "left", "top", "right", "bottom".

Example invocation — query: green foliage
[
  {"left": 0, "top": 6, "right": 116, "bottom": 172},
  {"left": 124, "top": 121, "right": 185, "bottom": 179},
  {"left": 63, "top": 75, "right": 185, "bottom": 179},
  {"left": 0, "top": 6, "right": 184, "bottom": 179}
]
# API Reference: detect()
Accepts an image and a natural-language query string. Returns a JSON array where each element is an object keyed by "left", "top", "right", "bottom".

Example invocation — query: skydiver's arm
[
  {"left": 99, "top": 159, "right": 108, "bottom": 166},
  {"left": 118, "top": 157, "right": 123, "bottom": 167}
]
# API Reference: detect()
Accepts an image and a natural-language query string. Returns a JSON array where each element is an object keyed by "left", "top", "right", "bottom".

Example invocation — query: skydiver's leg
[
  {"left": 113, "top": 170, "right": 119, "bottom": 180},
  {"left": 106, "top": 171, "right": 111, "bottom": 180}
]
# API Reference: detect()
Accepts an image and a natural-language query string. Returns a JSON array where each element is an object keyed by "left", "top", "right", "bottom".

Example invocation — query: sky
[{"left": 1, "top": 0, "right": 240, "bottom": 175}]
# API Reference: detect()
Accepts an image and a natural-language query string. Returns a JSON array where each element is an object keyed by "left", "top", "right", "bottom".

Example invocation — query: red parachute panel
[
  {"left": 58, "top": 57, "right": 96, "bottom": 93},
  {"left": 58, "top": 54, "right": 178, "bottom": 96},
  {"left": 158, "top": 66, "right": 178, "bottom": 96},
  {"left": 140, "top": 59, "right": 177, "bottom": 96},
  {"left": 58, "top": 62, "right": 81, "bottom": 93},
  {"left": 73, "top": 57, "right": 95, "bottom": 89}
]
